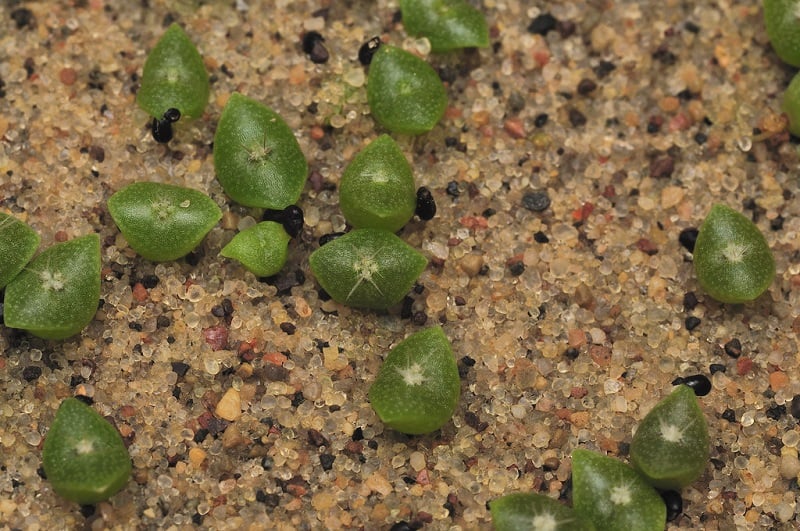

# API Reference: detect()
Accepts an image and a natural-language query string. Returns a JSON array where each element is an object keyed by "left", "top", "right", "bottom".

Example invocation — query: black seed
[
  {"left": 564, "top": 347, "right": 580, "bottom": 360},
  {"left": 359, "top": 36, "right": 382, "bottom": 65},
  {"left": 770, "top": 216, "right": 784, "bottom": 231},
  {"left": 790, "top": 395, "right": 800, "bottom": 419},
  {"left": 766, "top": 404, "right": 786, "bottom": 421},
  {"left": 11, "top": 8, "right": 36, "bottom": 30},
  {"left": 319, "top": 232, "right": 345, "bottom": 246},
  {"left": 263, "top": 205, "right": 304, "bottom": 238},
  {"left": 522, "top": 190, "right": 550, "bottom": 212},
  {"left": 534, "top": 113, "right": 549, "bottom": 127},
  {"left": 280, "top": 322, "right": 296, "bottom": 335},
  {"left": 302, "top": 31, "right": 329, "bottom": 64},
  {"left": 694, "top": 132, "right": 707, "bottom": 145},
  {"left": 527, "top": 13, "right": 558, "bottom": 35},
  {"left": 164, "top": 108, "right": 181, "bottom": 122},
  {"left": 22, "top": 366, "right": 42, "bottom": 382},
  {"left": 389, "top": 522, "right": 414, "bottom": 531},
  {"left": 319, "top": 453, "right": 335, "bottom": 471},
  {"left": 682, "top": 291, "right": 699, "bottom": 311},
  {"left": 412, "top": 311, "right": 428, "bottom": 326},
  {"left": 446, "top": 181, "right": 460, "bottom": 197},
  {"left": 75, "top": 395, "right": 94, "bottom": 406},
  {"left": 577, "top": 78, "right": 597, "bottom": 95},
  {"left": 568, "top": 108, "right": 587, "bottom": 127},
  {"left": 151, "top": 117, "right": 173, "bottom": 143},
  {"left": 723, "top": 338, "right": 742, "bottom": 358},
  {"left": 593, "top": 60, "right": 616, "bottom": 78},
  {"left": 684, "top": 316, "right": 701, "bottom": 331},
  {"left": 721, "top": 408, "right": 736, "bottom": 422},
  {"left": 351, "top": 427, "right": 364, "bottom": 441},
  {"left": 533, "top": 231, "right": 549, "bottom": 243},
  {"left": 674, "top": 374, "right": 711, "bottom": 396},
  {"left": 678, "top": 227, "right": 698, "bottom": 252},
  {"left": 661, "top": 490, "right": 683, "bottom": 521},
  {"left": 508, "top": 261, "right": 525, "bottom": 276},
  {"left": 156, "top": 315, "right": 171, "bottom": 328},
  {"left": 709, "top": 363, "right": 726, "bottom": 374},
  {"left": 415, "top": 186, "right": 436, "bottom": 220}
]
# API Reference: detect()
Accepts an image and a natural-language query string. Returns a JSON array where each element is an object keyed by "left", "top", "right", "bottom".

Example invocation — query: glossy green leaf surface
[
  {"left": 367, "top": 45, "right": 448, "bottom": 135},
  {"left": 692, "top": 204, "right": 775, "bottom": 303},
  {"left": 42, "top": 398, "right": 131, "bottom": 505},
  {"left": 4, "top": 234, "right": 100, "bottom": 340},
  {"left": 137, "top": 23, "right": 209, "bottom": 119},
  {"left": 339, "top": 134, "right": 416, "bottom": 232},
  {"left": 400, "top": 0, "right": 490, "bottom": 53},
  {"left": 571, "top": 449, "right": 666, "bottom": 531},
  {"left": 630, "top": 385, "right": 710, "bottom": 490},
  {"left": 220, "top": 221, "right": 291, "bottom": 277},
  {"left": 308, "top": 228, "right": 427, "bottom": 309},
  {"left": 489, "top": 492, "right": 596, "bottom": 531},
  {"left": 214, "top": 93, "right": 308, "bottom": 209},
  {"left": 368, "top": 326, "right": 460, "bottom": 434},
  {"left": 782, "top": 71, "right": 800, "bottom": 135},
  {"left": 0, "top": 212, "right": 40, "bottom": 289},
  {"left": 108, "top": 182, "right": 221, "bottom": 262},
  {"left": 764, "top": 0, "right": 800, "bottom": 67}
]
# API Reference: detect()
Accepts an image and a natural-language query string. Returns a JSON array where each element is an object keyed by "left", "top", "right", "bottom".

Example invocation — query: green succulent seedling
[
  {"left": 368, "top": 326, "right": 460, "bottom": 435},
  {"left": 489, "top": 492, "right": 596, "bottom": 531},
  {"left": 782, "top": 71, "right": 800, "bottom": 136},
  {"left": 309, "top": 228, "right": 427, "bottom": 309},
  {"left": 571, "top": 449, "right": 666, "bottom": 531},
  {"left": 400, "top": 0, "right": 490, "bottom": 53},
  {"left": 220, "top": 221, "right": 291, "bottom": 277},
  {"left": 339, "top": 134, "right": 417, "bottom": 232},
  {"left": 630, "top": 385, "right": 710, "bottom": 490},
  {"left": 108, "top": 182, "right": 222, "bottom": 262},
  {"left": 367, "top": 44, "right": 448, "bottom": 135},
  {"left": 213, "top": 93, "right": 308, "bottom": 209},
  {"left": 137, "top": 23, "right": 209, "bottom": 120},
  {"left": 42, "top": 398, "right": 132, "bottom": 505},
  {"left": 692, "top": 203, "right": 775, "bottom": 303},
  {"left": 763, "top": 0, "right": 800, "bottom": 67},
  {"left": 3, "top": 234, "right": 100, "bottom": 340},
  {"left": 0, "top": 212, "right": 40, "bottom": 289}
]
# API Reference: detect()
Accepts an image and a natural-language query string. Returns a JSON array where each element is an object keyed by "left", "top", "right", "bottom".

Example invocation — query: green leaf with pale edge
[
  {"left": 4, "top": 234, "right": 100, "bottom": 340},
  {"left": 630, "top": 385, "right": 710, "bottom": 490},
  {"left": 309, "top": 228, "right": 427, "bottom": 309},
  {"left": 367, "top": 45, "right": 448, "bottom": 135},
  {"left": 692, "top": 203, "right": 775, "bottom": 303},
  {"left": 42, "top": 398, "right": 131, "bottom": 504},
  {"left": 340, "top": 134, "right": 416, "bottom": 232},
  {"left": 0, "top": 212, "right": 40, "bottom": 289},
  {"left": 213, "top": 93, "right": 308, "bottom": 209},
  {"left": 108, "top": 182, "right": 221, "bottom": 262},
  {"left": 137, "top": 23, "right": 209, "bottom": 119},
  {"left": 489, "top": 492, "right": 596, "bottom": 531},
  {"left": 220, "top": 221, "right": 291, "bottom": 277},
  {"left": 572, "top": 449, "right": 666, "bottom": 531},
  {"left": 368, "top": 326, "right": 459, "bottom": 434},
  {"left": 400, "top": 0, "right": 490, "bottom": 53},
  {"left": 764, "top": 0, "right": 800, "bottom": 67}
]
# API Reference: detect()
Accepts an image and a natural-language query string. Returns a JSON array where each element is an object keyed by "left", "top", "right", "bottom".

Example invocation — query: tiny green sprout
[
  {"left": 339, "top": 134, "right": 417, "bottom": 232},
  {"left": 692, "top": 203, "right": 775, "bottom": 303},
  {"left": 630, "top": 385, "right": 710, "bottom": 490},
  {"left": 368, "top": 326, "right": 460, "bottom": 435},
  {"left": 0, "top": 212, "right": 40, "bottom": 289},
  {"left": 213, "top": 93, "right": 308, "bottom": 209},
  {"left": 763, "top": 0, "right": 800, "bottom": 67},
  {"left": 108, "top": 182, "right": 222, "bottom": 262},
  {"left": 3, "top": 234, "right": 100, "bottom": 340},
  {"left": 367, "top": 44, "right": 448, "bottom": 135},
  {"left": 308, "top": 228, "right": 427, "bottom": 309},
  {"left": 42, "top": 398, "right": 132, "bottom": 505},
  {"left": 571, "top": 449, "right": 666, "bottom": 531},
  {"left": 400, "top": 0, "right": 490, "bottom": 53},
  {"left": 137, "top": 23, "right": 209, "bottom": 121},
  {"left": 489, "top": 492, "right": 596, "bottom": 531},
  {"left": 220, "top": 221, "right": 291, "bottom": 277}
]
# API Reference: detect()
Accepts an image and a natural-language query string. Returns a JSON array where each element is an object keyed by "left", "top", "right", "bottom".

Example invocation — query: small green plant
[
  {"left": 3, "top": 234, "right": 100, "bottom": 340},
  {"left": 763, "top": 0, "right": 800, "bottom": 67},
  {"left": 213, "top": 93, "right": 308, "bottom": 209},
  {"left": 220, "top": 221, "right": 291, "bottom": 277},
  {"left": 136, "top": 23, "right": 209, "bottom": 120},
  {"left": 782, "top": 71, "right": 800, "bottom": 135},
  {"left": 339, "top": 134, "right": 417, "bottom": 232},
  {"left": 489, "top": 492, "right": 595, "bottom": 531},
  {"left": 367, "top": 44, "right": 448, "bottom": 135},
  {"left": 308, "top": 228, "right": 427, "bottom": 309},
  {"left": 42, "top": 398, "right": 132, "bottom": 505},
  {"left": 630, "top": 384, "right": 710, "bottom": 490},
  {"left": 108, "top": 182, "right": 222, "bottom": 262},
  {"left": 400, "top": 0, "right": 490, "bottom": 53},
  {"left": 571, "top": 449, "right": 666, "bottom": 531},
  {"left": 0, "top": 212, "right": 40, "bottom": 289},
  {"left": 368, "top": 326, "right": 460, "bottom": 434},
  {"left": 692, "top": 203, "right": 775, "bottom": 303}
]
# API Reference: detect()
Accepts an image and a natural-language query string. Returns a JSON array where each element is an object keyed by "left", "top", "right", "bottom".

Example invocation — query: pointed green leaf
[
  {"left": 367, "top": 45, "right": 448, "bottom": 135},
  {"left": 213, "top": 93, "right": 308, "bottom": 209},
  {"left": 571, "top": 449, "right": 666, "bottom": 531},
  {"left": 309, "top": 228, "right": 427, "bottom": 309},
  {"left": 137, "top": 23, "right": 209, "bottom": 119},
  {"left": 108, "top": 182, "right": 221, "bottom": 262},
  {"left": 400, "top": 0, "right": 490, "bottom": 53},
  {"left": 630, "top": 385, "right": 710, "bottom": 490},
  {"left": 0, "top": 212, "right": 40, "bottom": 289},
  {"left": 220, "top": 221, "right": 291, "bottom": 277},
  {"left": 4, "top": 234, "right": 100, "bottom": 340},
  {"left": 42, "top": 398, "right": 131, "bottom": 505},
  {"left": 782, "top": 71, "right": 800, "bottom": 135},
  {"left": 340, "top": 134, "right": 417, "bottom": 232},
  {"left": 764, "top": 0, "right": 800, "bottom": 67},
  {"left": 489, "top": 492, "right": 596, "bottom": 531},
  {"left": 692, "top": 203, "right": 775, "bottom": 303},
  {"left": 368, "top": 326, "right": 460, "bottom": 434}
]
